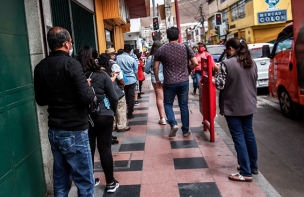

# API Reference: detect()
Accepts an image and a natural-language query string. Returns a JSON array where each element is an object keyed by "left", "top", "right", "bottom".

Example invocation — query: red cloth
[
  {"left": 138, "top": 60, "right": 145, "bottom": 81},
  {"left": 194, "top": 51, "right": 215, "bottom": 71}
]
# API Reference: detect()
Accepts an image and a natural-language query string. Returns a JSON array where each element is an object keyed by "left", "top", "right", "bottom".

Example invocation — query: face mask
[
  {"left": 114, "top": 55, "right": 117, "bottom": 61},
  {"left": 66, "top": 43, "right": 73, "bottom": 56},
  {"left": 194, "top": 50, "right": 198, "bottom": 53},
  {"left": 198, "top": 47, "right": 205, "bottom": 53}
]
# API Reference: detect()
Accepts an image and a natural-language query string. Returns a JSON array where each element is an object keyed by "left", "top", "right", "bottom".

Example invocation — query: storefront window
[
  {"left": 222, "top": 9, "right": 229, "bottom": 24},
  {"left": 105, "top": 29, "right": 113, "bottom": 49},
  {"left": 231, "top": 3, "right": 238, "bottom": 22},
  {"left": 238, "top": 0, "right": 245, "bottom": 19},
  {"left": 209, "top": 15, "right": 215, "bottom": 30}
]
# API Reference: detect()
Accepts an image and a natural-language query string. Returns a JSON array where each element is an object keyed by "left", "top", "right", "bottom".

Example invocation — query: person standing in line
[
  {"left": 78, "top": 47, "right": 120, "bottom": 192},
  {"left": 195, "top": 42, "right": 215, "bottom": 81},
  {"left": 154, "top": 27, "right": 198, "bottom": 137},
  {"left": 105, "top": 48, "right": 130, "bottom": 132},
  {"left": 214, "top": 38, "right": 258, "bottom": 182},
  {"left": 116, "top": 44, "right": 138, "bottom": 119},
  {"left": 145, "top": 41, "right": 166, "bottom": 125},
  {"left": 130, "top": 48, "right": 141, "bottom": 106},
  {"left": 191, "top": 46, "right": 199, "bottom": 94},
  {"left": 137, "top": 53, "right": 145, "bottom": 98},
  {"left": 34, "top": 27, "right": 95, "bottom": 196}
]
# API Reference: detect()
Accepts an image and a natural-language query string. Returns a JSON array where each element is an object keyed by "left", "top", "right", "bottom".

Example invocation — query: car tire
[{"left": 279, "top": 89, "right": 295, "bottom": 118}]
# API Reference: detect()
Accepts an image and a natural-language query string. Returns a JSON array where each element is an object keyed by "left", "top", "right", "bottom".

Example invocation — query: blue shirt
[
  {"left": 130, "top": 52, "right": 140, "bottom": 65},
  {"left": 145, "top": 55, "right": 164, "bottom": 83},
  {"left": 116, "top": 53, "right": 138, "bottom": 85}
]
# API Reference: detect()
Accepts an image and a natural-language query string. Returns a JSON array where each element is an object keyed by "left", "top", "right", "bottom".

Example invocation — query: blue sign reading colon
[{"left": 258, "top": 10, "right": 287, "bottom": 24}]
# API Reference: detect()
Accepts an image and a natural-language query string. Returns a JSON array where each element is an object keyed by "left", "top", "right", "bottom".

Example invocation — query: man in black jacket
[{"left": 34, "top": 27, "right": 95, "bottom": 196}]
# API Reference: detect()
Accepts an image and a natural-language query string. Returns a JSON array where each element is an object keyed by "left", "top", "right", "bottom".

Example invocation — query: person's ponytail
[{"left": 226, "top": 38, "right": 253, "bottom": 69}]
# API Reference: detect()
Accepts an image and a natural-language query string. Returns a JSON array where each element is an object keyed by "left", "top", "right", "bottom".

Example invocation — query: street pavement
[{"left": 190, "top": 83, "right": 304, "bottom": 197}]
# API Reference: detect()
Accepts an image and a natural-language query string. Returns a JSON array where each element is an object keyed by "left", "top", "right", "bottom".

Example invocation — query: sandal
[
  {"left": 229, "top": 173, "right": 253, "bottom": 182},
  {"left": 237, "top": 165, "right": 259, "bottom": 175}
]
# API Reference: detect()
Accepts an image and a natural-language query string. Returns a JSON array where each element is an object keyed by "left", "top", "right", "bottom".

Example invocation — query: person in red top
[
  {"left": 194, "top": 42, "right": 215, "bottom": 85},
  {"left": 137, "top": 53, "right": 145, "bottom": 98}
]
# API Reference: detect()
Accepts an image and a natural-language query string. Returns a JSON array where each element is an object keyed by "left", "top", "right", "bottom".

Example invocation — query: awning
[{"left": 126, "top": 0, "right": 150, "bottom": 19}]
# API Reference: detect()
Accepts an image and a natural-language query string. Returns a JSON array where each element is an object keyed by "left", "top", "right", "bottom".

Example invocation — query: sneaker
[
  {"left": 112, "top": 136, "right": 117, "bottom": 140},
  {"left": 95, "top": 178, "right": 100, "bottom": 186},
  {"left": 183, "top": 131, "right": 191, "bottom": 137},
  {"left": 127, "top": 115, "right": 135, "bottom": 119},
  {"left": 106, "top": 179, "right": 119, "bottom": 193},
  {"left": 117, "top": 126, "right": 131, "bottom": 132},
  {"left": 158, "top": 118, "right": 167, "bottom": 125},
  {"left": 192, "top": 90, "right": 197, "bottom": 95},
  {"left": 111, "top": 139, "right": 119, "bottom": 144},
  {"left": 135, "top": 101, "right": 140, "bottom": 106},
  {"left": 169, "top": 125, "right": 178, "bottom": 137}
]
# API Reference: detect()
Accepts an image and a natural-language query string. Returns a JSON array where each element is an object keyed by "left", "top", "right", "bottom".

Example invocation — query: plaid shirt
[{"left": 214, "top": 63, "right": 228, "bottom": 90}]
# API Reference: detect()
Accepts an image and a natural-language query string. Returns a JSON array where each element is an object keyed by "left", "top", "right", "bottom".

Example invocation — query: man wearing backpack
[{"left": 153, "top": 27, "right": 198, "bottom": 138}]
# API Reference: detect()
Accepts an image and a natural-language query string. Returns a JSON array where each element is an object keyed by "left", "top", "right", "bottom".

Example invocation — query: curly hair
[{"left": 225, "top": 38, "right": 253, "bottom": 68}]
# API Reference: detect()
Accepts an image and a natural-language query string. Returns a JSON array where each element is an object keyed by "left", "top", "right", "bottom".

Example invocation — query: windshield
[
  {"left": 250, "top": 46, "right": 273, "bottom": 59},
  {"left": 207, "top": 46, "right": 225, "bottom": 55}
]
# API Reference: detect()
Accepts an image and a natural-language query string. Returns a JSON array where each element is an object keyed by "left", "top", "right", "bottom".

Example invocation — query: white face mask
[{"left": 67, "top": 42, "right": 73, "bottom": 56}]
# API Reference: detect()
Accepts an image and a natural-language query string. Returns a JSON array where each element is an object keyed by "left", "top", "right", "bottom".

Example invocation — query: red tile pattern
[{"left": 93, "top": 80, "right": 268, "bottom": 196}]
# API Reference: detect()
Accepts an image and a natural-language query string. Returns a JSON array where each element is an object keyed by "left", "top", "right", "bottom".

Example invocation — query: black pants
[
  {"left": 89, "top": 115, "right": 114, "bottom": 184},
  {"left": 124, "top": 83, "right": 136, "bottom": 117},
  {"left": 139, "top": 81, "right": 143, "bottom": 97}
]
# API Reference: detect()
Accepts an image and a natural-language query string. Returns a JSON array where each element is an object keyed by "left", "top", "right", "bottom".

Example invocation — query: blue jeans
[
  {"left": 48, "top": 128, "right": 95, "bottom": 197},
  {"left": 195, "top": 70, "right": 202, "bottom": 84},
  {"left": 191, "top": 73, "right": 198, "bottom": 90},
  {"left": 163, "top": 81, "right": 189, "bottom": 133},
  {"left": 225, "top": 115, "right": 258, "bottom": 177}
]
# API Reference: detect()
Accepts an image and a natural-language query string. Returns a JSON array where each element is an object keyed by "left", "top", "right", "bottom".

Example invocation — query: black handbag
[
  {"left": 86, "top": 72, "right": 101, "bottom": 117},
  {"left": 184, "top": 43, "right": 191, "bottom": 75},
  {"left": 114, "top": 80, "right": 125, "bottom": 99}
]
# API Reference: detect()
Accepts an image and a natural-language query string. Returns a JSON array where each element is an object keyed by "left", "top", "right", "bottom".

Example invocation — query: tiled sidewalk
[{"left": 87, "top": 81, "right": 269, "bottom": 197}]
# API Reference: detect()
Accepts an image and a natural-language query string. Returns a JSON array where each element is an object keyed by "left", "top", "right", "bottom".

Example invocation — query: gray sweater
[{"left": 219, "top": 56, "right": 258, "bottom": 116}]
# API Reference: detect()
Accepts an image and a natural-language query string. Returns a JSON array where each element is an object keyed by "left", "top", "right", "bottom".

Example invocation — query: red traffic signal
[
  {"left": 152, "top": 17, "right": 159, "bottom": 30},
  {"left": 215, "top": 13, "right": 222, "bottom": 26}
]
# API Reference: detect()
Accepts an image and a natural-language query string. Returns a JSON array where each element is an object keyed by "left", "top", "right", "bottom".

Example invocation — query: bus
[{"left": 268, "top": 0, "right": 304, "bottom": 118}]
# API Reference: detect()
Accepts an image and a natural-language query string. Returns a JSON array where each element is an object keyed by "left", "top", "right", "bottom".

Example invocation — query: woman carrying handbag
[{"left": 77, "top": 46, "right": 119, "bottom": 193}]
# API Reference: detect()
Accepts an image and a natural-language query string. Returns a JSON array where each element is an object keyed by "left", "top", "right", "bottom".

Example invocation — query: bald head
[{"left": 47, "top": 26, "right": 71, "bottom": 51}]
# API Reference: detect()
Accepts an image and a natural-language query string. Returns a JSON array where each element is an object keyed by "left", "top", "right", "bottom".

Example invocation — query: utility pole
[
  {"left": 152, "top": 0, "right": 155, "bottom": 17},
  {"left": 175, "top": 0, "right": 182, "bottom": 43},
  {"left": 199, "top": 1, "right": 205, "bottom": 43}
]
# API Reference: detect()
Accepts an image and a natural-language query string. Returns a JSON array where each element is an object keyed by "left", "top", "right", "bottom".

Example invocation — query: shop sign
[
  {"left": 265, "top": 0, "right": 280, "bottom": 11},
  {"left": 258, "top": 10, "right": 287, "bottom": 24}
]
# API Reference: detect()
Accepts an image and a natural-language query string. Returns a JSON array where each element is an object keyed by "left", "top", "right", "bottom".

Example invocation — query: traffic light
[
  {"left": 215, "top": 13, "right": 222, "bottom": 26},
  {"left": 152, "top": 17, "right": 159, "bottom": 30},
  {"left": 152, "top": 32, "right": 156, "bottom": 41},
  {"left": 215, "top": 26, "right": 220, "bottom": 35}
]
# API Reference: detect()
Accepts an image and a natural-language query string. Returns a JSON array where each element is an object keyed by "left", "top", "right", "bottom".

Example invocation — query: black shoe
[
  {"left": 127, "top": 115, "right": 135, "bottom": 119},
  {"left": 111, "top": 139, "right": 119, "bottom": 144},
  {"left": 140, "top": 92, "right": 145, "bottom": 94},
  {"left": 112, "top": 136, "right": 117, "bottom": 140},
  {"left": 95, "top": 178, "right": 100, "bottom": 186},
  {"left": 106, "top": 179, "right": 119, "bottom": 193}
]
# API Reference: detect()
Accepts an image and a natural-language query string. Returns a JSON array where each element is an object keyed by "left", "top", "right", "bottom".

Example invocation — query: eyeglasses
[{"left": 66, "top": 40, "right": 74, "bottom": 45}]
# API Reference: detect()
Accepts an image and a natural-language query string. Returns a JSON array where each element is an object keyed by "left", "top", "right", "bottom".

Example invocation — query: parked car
[
  {"left": 206, "top": 45, "right": 226, "bottom": 62},
  {"left": 216, "top": 43, "right": 274, "bottom": 88},
  {"left": 248, "top": 43, "right": 274, "bottom": 88}
]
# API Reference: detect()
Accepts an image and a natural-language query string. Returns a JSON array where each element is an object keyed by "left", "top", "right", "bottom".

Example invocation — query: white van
[{"left": 248, "top": 43, "right": 274, "bottom": 88}]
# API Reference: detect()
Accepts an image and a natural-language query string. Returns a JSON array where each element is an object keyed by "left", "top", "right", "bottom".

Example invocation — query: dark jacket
[
  {"left": 85, "top": 71, "right": 118, "bottom": 117},
  {"left": 34, "top": 50, "right": 95, "bottom": 131},
  {"left": 219, "top": 56, "right": 257, "bottom": 116}
]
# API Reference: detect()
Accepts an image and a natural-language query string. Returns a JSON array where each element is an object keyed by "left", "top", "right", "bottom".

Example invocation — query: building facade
[
  {"left": 207, "top": 0, "right": 292, "bottom": 44},
  {"left": 0, "top": 0, "right": 149, "bottom": 196}
]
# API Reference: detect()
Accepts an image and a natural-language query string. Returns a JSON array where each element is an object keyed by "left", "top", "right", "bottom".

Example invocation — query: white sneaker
[
  {"left": 183, "top": 131, "right": 191, "bottom": 137},
  {"left": 169, "top": 125, "right": 178, "bottom": 137},
  {"left": 158, "top": 118, "right": 167, "bottom": 125}
]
